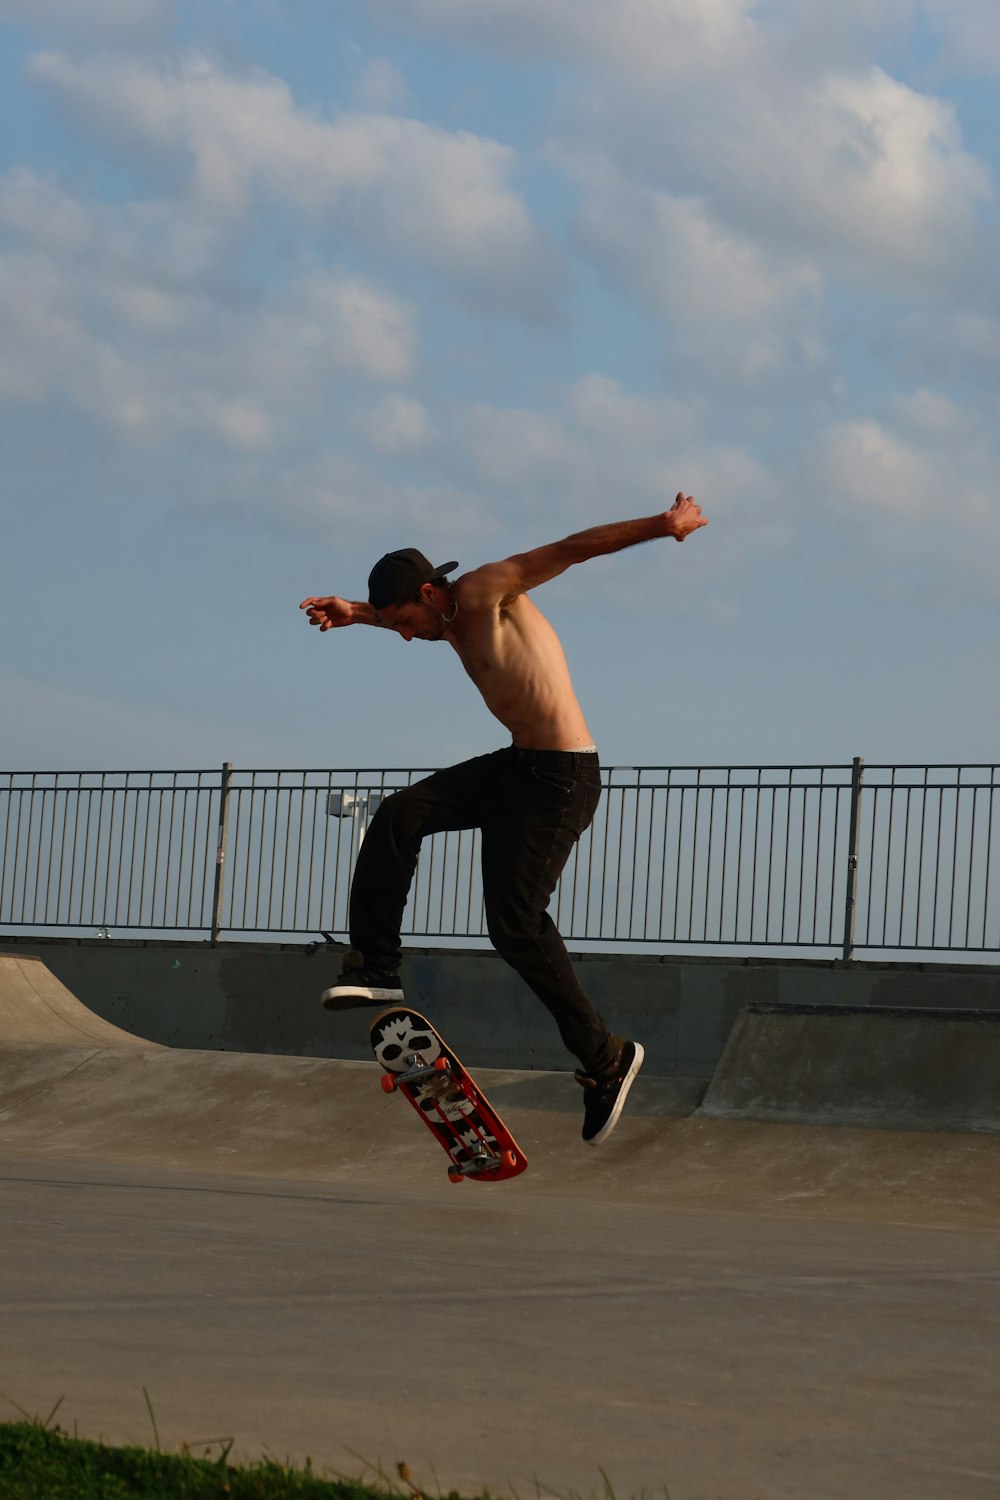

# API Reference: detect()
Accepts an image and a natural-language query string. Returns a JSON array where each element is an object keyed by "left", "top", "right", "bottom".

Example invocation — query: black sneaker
[
  {"left": 321, "top": 950, "right": 403, "bottom": 1010},
  {"left": 576, "top": 1039, "right": 645, "bottom": 1146}
]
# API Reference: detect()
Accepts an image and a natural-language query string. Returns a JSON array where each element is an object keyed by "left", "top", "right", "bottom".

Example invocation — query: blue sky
[{"left": 2, "top": 0, "right": 998, "bottom": 774}]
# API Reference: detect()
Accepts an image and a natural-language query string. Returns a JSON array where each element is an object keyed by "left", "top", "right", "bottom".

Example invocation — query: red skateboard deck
[{"left": 370, "top": 1006, "right": 527, "bottom": 1184}]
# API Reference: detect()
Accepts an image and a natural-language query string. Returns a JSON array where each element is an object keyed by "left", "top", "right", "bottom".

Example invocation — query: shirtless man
[{"left": 300, "top": 491, "right": 707, "bottom": 1145}]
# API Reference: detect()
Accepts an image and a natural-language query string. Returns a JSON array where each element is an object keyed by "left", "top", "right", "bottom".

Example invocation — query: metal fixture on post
[
  {"left": 328, "top": 788, "right": 384, "bottom": 859},
  {"left": 842, "top": 756, "right": 864, "bottom": 960},
  {"left": 210, "top": 761, "right": 233, "bottom": 947}
]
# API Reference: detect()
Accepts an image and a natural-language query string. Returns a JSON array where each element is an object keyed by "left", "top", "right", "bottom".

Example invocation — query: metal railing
[{"left": 1, "top": 762, "right": 998, "bottom": 957}]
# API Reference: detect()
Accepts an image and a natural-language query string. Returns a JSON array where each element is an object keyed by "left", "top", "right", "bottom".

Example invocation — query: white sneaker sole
[
  {"left": 585, "top": 1042, "right": 645, "bottom": 1146},
  {"left": 321, "top": 983, "right": 404, "bottom": 1011}
]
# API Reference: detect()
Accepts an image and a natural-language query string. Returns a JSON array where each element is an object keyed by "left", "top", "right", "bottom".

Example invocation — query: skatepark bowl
[{"left": 2, "top": 951, "right": 999, "bottom": 1500}]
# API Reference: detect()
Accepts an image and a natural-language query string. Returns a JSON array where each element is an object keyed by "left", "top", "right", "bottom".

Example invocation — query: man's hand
[
  {"left": 665, "top": 492, "right": 707, "bottom": 541},
  {"left": 299, "top": 595, "right": 354, "bottom": 631}
]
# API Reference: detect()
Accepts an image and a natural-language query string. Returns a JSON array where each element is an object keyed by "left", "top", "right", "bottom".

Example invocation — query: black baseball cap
[{"left": 368, "top": 548, "right": 459, "bottom": 610}]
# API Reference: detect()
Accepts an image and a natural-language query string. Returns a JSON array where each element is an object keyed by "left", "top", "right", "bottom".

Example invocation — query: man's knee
[{"left": 486, "top": 902, "right": 541, "bottom": 959}]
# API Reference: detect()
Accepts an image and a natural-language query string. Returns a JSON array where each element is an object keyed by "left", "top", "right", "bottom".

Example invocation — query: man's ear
[{"left": 419, "top": 582, "right": 437, "bottom": 604}]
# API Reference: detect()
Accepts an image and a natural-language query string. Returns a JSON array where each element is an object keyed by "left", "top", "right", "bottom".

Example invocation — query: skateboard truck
[{"left": 380, "top": 1055, "right": 451, "bottom": 1093}]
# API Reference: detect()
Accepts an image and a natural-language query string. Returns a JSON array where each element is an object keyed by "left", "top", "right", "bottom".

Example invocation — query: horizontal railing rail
[{"left": 1, "top": 762, "right": 997, "bottom": 956}]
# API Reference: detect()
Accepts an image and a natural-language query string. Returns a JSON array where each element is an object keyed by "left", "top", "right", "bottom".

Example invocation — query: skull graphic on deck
[{"left": 373, "top": 1014, "right": 442, "bottom": 1072}]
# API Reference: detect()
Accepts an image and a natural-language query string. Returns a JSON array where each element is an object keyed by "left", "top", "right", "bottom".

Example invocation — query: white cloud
[
  {"left": 0, "top": 188, "right": 416, "bottom": 447},
  {"left": 350, "top": 54, "right": 410, "bottom": 112},
  {"left": 886, "top": 309, "right": 1000, "bottom": 391},
  {"left": 28, "top": 50, "right": 561, "bottom": 316},
  {"left": 272, "top": 453, "right": 497, "bottom": 555},
  {"left": 811, "top": 407, "right": 1000, "bottom": 591},
  {"left": 566, "top": 162, "right": 826, "bottom": 381},
  {"left": 0, "top": 167, "right": 91, "bottom": 253},
  {"left": 924, "top": 0, "right": 1000, "bottom": 76},
  {"left": 380, "top": 0, "right": 755, "bottom": 80},
  {"left": 364, "top": 394, "right": 433, "bottom": 456},
  {"left": 452, "top": 375, "right": 785, "bottom": 611},
  {"left": 0, "top": 0, "right": 169, "bottom": 39}
]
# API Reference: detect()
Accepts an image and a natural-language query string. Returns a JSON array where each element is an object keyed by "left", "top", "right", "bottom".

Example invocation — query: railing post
[
  {"left": 210, "top": 761, "right": 233, "bottom": 946},
  {"left": 842, "top": 756, "right": 864, "bottom": 960}
]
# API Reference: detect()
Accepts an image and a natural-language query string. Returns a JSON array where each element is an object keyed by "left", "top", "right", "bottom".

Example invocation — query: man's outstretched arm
[
  {"left": 299, "top": 595, "right": 390, "bottom": 631},
  {"left": 461, "top": 491, "right": 706, "bottom": 607}
]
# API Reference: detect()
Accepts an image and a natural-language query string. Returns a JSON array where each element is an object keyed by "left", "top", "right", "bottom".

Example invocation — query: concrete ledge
[
  {"left": 701, "top": 1002, "right": 1000, "bottom": 1133},
  {"left": 1, "top": 934, "right": 998, "bottom": 1079}
]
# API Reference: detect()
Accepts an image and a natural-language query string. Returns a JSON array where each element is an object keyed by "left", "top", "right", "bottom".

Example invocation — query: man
[{"left": 300, "top": 491, "right": 707, "bottom": 1145}]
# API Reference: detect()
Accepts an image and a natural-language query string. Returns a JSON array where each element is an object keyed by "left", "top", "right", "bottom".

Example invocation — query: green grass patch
[{"left": 0, "top": 1418, "right": 472, "bottom": 1500}]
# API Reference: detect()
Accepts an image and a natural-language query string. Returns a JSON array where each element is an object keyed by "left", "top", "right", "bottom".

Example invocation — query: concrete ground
[
  {"left": 3, "top": 1158, "right": 999, "bottom": 1500},
  {"left": 2, "top": 954, "right": 1000, "bottom": 1498}
]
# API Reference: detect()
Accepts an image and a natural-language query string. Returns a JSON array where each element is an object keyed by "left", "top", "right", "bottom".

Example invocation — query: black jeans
[{"left": 349, "top": 745, "right": 614, "bottom": 1076}]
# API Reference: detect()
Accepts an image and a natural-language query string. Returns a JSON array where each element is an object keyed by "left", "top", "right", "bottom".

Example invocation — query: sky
[{"left": 2, "top": 0, "right": 999, "bottom": 775}]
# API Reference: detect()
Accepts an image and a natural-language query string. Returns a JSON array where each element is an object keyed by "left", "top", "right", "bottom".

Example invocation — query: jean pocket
[{"left": 528, "top": 763, "right": 575, "bottom": 795}]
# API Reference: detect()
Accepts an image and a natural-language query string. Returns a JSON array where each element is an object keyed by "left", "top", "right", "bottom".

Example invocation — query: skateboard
[{"left": 370, "top": 1006, "right": 528, "bottom": 1184}]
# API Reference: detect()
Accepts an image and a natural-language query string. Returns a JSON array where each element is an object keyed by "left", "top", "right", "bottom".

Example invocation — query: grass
[
  {"left": 0, "top": 1398, "right": 708, "bottom": 1500},
  {"left": 0, "top": 1401, "right": 475, "bottom": 1500}
]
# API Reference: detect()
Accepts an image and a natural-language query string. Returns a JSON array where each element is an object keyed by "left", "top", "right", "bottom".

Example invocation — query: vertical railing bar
[
  {"left": 184, "top": 777, "right": 198, "bottom": 929},
  {"left": 255, "top": 776, "right": 271, "bottom": 931},
  {"left": 914, "top": 769, "right": 928, "bottom": 949},
  {"left": 290, "top": 773, "right": 307, "bottom": 933},
  {"left": 779, "top": 768, "right": 792, "bottom": 944},
  {"left": 42, "top": 781, "right": 58, "bottom": 924},
  {"left": 641, "top": 785, "right": 657, "bottom": 941},
  {"left": 864, "top": 783, "right": 879, "bottom": 947},
  {"left": 98, "top": 780, "right": 115, "bottom": 927},
  {"left": 316, "top": 773, "right": 333, "bottom": 933},
  {"left": 765, "top": 783, "right": 777, "bottom": 944},
  {"left": 78, "top": 784, "right": 95, "bottom": 926},
  {"left": 160, "top": 774, "right": 176, "bottom": 928},
  {"left": 114, "top": 780, "right": 130, "bottom": 927},
  {"left": 688, "top": 773, "right": 702, "bottom": 941},
  {"left": 948, "top": 777, "right": 960, "bottom": 949},
  {"left": 735, "top": 783, "right": 746, "bottom": 943},
  {"left": 610, "top": 785, "right": 625, "bottom": 939},
  {"left": 880, "top": 769, "right": 897, "bottom": 949},
  {"left": 210, "top": 763, "right": 233, "bottom": 943},
  {"left": 135, "top": 774, "right": 152, "bottom": 927},
  {"left": 718, "top": 773, "right": 731, "bottom": 942},
  {"left": 811, "top": 772, "right": 824, "bottom": 945},
  {"left": 897, "top": 783, "right": 911, "bottom": 948},
  {"left": 175, "top": 787, "right": 191, "bottom": 930},
  {"left": 656, "top": 775, "right": 671, "bottom": 942},
  {"left": 965, "top": 784, "right": 977, "bottom": 950},
  {"left": 21, "top": 775, "right": 40, "bottom": 924},
  {"left": 280, "top": 774, "right": 296, "bottom": 929},
  {"left": 702, "top": 784, "right": 715, "bottom": 942},
  {"left": 751, "top": 772, "right": 762, "bottom": 943},
  {"left": 674, "top": 785, "right": 686, "bottom": 941},
  {"left": 983, "top": 773, "right": 995, "bottom": 949},
  {"left": 796, "top": 783, "right": 808, "bottom": 944},
  {"left": 239, "top": 778, "right": 252, "bottom": 931},
  {"left": 931, "top": 784, "right": 944, "bottom": 948},
  {"left": 839, "top": 762, "right": 863, "bottom": 960},
  {"left": 0, "top": 778, "right": 12, "bottom": 922},
  {"left": 826, "top": 777, "right": 841, "bottom": 945}
]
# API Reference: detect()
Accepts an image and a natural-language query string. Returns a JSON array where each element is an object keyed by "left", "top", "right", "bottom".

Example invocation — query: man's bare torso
[{"left": 445, "top": 585, "right": 594, "bottom": 752}]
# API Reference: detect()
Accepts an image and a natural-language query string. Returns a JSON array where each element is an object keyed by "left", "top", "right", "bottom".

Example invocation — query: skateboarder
[{"left": 300, "top": 492, "right": 707, "bottom": 1144}]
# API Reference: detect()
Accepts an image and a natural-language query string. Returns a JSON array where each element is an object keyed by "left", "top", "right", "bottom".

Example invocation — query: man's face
[{"left": 378, "top": 593, "right": 446, "bottom": 642}]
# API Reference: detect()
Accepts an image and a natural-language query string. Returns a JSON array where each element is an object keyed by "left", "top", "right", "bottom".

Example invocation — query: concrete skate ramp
[
  {"left": 2, "top": 1040, "right": 1000, "bottom": 1227},
  {"left": 700, "top": 1001, "right": 1000, "bottom": 1133},
  {"left": 0, "top": 954, "right": 160, "bottom": 1049},
  {"left": 2, "top": 961, "right": 999, "bottom": 1226}
]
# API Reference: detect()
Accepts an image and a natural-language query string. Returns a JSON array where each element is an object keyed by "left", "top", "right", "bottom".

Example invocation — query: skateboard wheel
[
  {"left": 380, "top": 1073, "right": 398, "bottom": 1094},
  {"left": 433, "top": 1057, "right": 449, "bottom": 1072},
  {"left": 502, "top": 1150, "right": 517, "bottom": 1169},
  {"left": 447, "top": 1166, "right": 465, "bottom": 1184}
]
